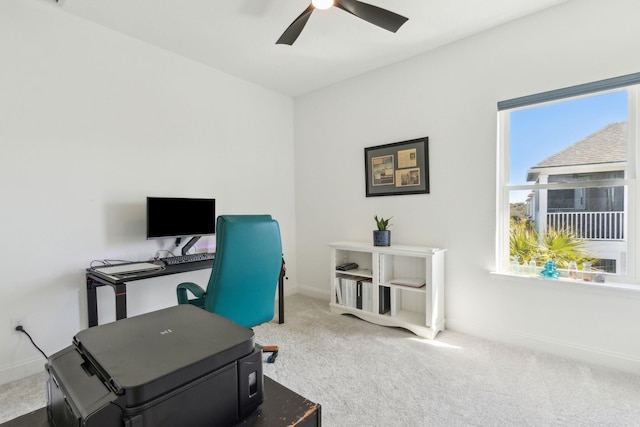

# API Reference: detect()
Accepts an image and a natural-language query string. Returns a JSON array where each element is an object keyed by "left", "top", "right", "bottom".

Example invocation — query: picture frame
[{"left": 364, "top": 137, "right": 429, "bottom": 197}]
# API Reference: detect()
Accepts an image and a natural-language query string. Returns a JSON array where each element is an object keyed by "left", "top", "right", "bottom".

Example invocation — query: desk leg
[
  {"left": 114, "top": 283, "right": 127, "bottom": 321},
  {"left": 87, "top": 277, "right": 99, "bottom": 328}
]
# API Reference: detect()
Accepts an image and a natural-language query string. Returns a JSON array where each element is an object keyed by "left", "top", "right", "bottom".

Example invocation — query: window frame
[{"left": 496, "top": 75, "right": 640, "bottom": 285}]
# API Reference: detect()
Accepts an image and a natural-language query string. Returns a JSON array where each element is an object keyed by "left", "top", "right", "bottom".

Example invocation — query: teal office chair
[{"left": 176, "top": 215, "right": 283, "bottom": 363}]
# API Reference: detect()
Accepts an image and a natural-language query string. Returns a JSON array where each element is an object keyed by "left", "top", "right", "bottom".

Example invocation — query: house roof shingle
[{"left": 529, "top": 122, "right": 627, "bottom": 170}]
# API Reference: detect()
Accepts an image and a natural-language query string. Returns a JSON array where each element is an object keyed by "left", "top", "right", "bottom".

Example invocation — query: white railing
[{"left": 546, "top": 211, "right": 625, "bottom": 240}]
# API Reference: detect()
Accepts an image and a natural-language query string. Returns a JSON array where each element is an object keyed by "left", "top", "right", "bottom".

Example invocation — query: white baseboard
[
  {"left": 446, "top": 317, "right": 640, "bottom": 374},
  {"left": 0, "top": 356, "right": 46, "bottom": 386},
  {"left": 295, "top": 284, "right": 329, "bottom": 300},
  {"left": 2, "top": 284, "right": 311, "bottom": 386},
  {"left": 279, "top": 287, "right": 640, "bottom": 374}
]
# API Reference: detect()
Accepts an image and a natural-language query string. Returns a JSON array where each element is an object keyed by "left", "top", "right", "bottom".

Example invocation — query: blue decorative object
[
  {"left": 373, "top": 230, "right": 391, "bottom": 246},
  {"left": 540, "top": 261, "right": 560, "bottom": 279}
]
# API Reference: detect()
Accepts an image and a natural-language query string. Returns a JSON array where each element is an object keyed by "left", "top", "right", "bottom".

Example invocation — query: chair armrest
[{"left": 176, "top": 282, "right": 206, "bottom": 307}]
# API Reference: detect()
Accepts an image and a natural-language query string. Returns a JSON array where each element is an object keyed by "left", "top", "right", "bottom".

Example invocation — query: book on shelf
[
  {"left": 336, "top": 274, "right": 354, "bottom": 307},
  {"left": 335, "top": 274, "right": 373, "bottom": 310},
  {"left": 358, "top": 278, "right": 373, "bottom": 312},
  {"left": 379, "top": 286, "right": 390, "bottom": 314},
  {"left": 335, "top": 275, "right": 344, "bottom": 304},
  {"left": 341, "top": 276, "right": 357, "bottom": 308},
  {"left": 389, "top": 278, "right": 426, "bottom": 288}
]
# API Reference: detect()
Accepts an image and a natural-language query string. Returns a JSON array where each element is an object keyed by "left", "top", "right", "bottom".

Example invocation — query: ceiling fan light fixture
[
  {"left": 277, "top": 0, "right": 408, "bottom": 45},
  {"left": 311, "top": 0, "right": 334, "bottom": 10}
]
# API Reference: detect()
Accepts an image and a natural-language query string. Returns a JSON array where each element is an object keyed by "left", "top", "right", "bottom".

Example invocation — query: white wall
[
  {"left": 4, "top": 0, "right": 640, "bottom": 387},
  {"left": 294, "top": 0, "right": 640, "bottom": 372},
  {"left": 0, "top": 1, "right": 296, "bottom": 384}
]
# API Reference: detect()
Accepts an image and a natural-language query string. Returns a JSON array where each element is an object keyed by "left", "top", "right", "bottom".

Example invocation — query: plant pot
[{"left": 373, "top": 230, "right": 391, "bottom": 247}]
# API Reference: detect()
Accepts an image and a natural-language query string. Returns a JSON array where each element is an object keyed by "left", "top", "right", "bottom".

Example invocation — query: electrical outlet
[{"left": 10, "top": 317, "right": 25, "bottom": 335}]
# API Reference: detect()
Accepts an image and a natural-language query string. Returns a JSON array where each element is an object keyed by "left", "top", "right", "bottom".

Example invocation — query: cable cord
[
  {"left": 153, "top": 249, "right": 175, "bottom": 260},
  {"left": 15, "top": 326, "right": 48, "bottom": 360},
  {"left": 89, "top": 259, "right": 135, "bottom": 268}
]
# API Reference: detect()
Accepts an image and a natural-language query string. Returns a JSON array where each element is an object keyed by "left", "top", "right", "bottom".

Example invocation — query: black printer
[{"left": 46, "top": 304, "right": 264, "bottom": 427}]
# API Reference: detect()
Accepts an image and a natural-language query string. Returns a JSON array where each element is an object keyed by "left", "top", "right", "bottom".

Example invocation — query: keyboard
[{"left": 161, "top": 252, "right": 215, "bottom": 265}]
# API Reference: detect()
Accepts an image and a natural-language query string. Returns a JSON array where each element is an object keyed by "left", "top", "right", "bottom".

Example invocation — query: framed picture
[{"left": 364, "top": 137, "right": 429, "bottom": 197}]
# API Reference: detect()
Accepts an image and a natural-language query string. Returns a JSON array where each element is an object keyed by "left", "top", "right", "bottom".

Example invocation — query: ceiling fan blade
[
  {"left": 276, "top": 4, "right": 315, "bottom": 45},
  {"left": 335, "top": 0, "right": 408, "bottom": 33}
]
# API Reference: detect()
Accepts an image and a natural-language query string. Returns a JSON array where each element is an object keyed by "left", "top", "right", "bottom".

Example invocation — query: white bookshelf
[{"left": 329, "top": 241, "right": 446, "bottom": 339}]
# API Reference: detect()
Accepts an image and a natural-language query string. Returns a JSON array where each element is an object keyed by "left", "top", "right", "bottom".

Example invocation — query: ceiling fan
[{"left": 276, "top": 0, "right": 408, "bottom": 45}]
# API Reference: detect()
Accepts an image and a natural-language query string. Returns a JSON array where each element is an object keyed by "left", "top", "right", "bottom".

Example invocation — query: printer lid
[{"left": 74, "top": 304, "right": 255, "bottom": 406}]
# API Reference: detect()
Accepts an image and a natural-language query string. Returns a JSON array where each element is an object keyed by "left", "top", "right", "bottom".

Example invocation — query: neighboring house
[{"left": 526, "top": 122, "right": 627, "bottom": 273}]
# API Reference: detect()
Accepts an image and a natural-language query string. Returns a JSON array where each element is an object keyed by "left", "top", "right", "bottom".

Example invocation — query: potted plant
[{"left": 373, "top": 215, "right": 392, "bottom": 246}]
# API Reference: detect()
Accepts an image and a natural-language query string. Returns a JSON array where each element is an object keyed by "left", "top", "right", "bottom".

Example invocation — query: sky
[{"left": 509, "top": 90, "right": 628, "bottom": 189}]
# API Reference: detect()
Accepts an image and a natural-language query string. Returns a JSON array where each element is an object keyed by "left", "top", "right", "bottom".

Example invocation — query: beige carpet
[
  {"left": 256, "top": 295, "right": 640, "bottom": 426},
  {"left": 2, "top": 294, "right": 640, "bottom": 426}
]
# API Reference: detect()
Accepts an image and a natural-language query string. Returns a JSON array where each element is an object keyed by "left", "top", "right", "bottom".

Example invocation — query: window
[{"left": 497, "top": 73, "right": 640, "bottom": 283}]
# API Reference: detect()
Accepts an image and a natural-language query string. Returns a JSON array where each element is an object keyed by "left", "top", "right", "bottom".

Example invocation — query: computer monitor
[{"left": 146, "top": 197, "right": 216, "bottom": 254}]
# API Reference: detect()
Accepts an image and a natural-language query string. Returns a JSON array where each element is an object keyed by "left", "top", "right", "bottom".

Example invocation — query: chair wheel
[{"left": 266, "top": 352, "right": 278, "bottom": 363}]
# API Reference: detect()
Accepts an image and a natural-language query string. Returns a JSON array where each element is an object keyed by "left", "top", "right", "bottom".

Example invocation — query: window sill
[{"left": 490, "top": 271, "right": 640, "bottom": 296}]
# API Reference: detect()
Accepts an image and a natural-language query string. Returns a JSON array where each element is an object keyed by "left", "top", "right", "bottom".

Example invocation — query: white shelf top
[{"left": 329, "top": 241, "right": 444, "bottom": 255}]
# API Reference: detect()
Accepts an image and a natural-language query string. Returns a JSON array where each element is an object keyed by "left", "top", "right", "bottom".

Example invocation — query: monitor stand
[{"left": 182, "top": 236, "right": 201, "bottom": 255}]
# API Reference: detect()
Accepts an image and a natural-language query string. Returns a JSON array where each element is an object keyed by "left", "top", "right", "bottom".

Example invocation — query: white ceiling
[{"left": 54, "top": 0, "right": 568, "bottom": 97}]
